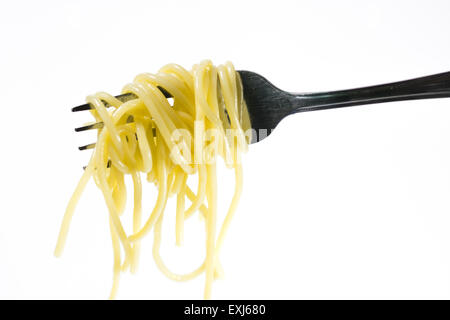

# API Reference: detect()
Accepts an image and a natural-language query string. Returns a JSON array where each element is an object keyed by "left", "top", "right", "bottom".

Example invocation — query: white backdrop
[{"left": 1, "top": 0, "right": 450, "bottom": 299}]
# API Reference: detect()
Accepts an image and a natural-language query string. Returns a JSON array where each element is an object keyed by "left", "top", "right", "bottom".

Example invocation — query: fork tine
[
  {"left": 72, "top": 86, "right": 172, "bottom": 112},
  {"left": 72, "top": 93, "right": 137, "bottom": 112},
  {"left": 75, "top": 120, "right": 157, "bottom": 136},
  {"left": 75, "top": 122, "right": 104, "bottom": 132},
  {"left": 72, "top": 104, "right": 94, "bottom": 112},
  {"left": 78, "top": 143, "right": 96, "bottom": 151}
]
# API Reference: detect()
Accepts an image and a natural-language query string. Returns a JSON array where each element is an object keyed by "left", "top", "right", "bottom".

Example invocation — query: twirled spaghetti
[{"left": 54, "top": 61, "right": 250, "bottom": 299}]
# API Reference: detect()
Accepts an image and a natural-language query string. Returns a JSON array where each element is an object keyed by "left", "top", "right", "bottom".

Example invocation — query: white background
[{"left": 1, "top": 0, "right": 450, "bottom": 299}]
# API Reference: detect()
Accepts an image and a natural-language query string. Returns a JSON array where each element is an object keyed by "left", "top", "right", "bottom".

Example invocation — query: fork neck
[{"left": 290, "top": 71, "right": 450, "bottom": 114}]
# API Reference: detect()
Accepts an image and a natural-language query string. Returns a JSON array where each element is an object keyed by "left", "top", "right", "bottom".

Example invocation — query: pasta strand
[{"left": 55, "top": 61, "right": 248, "bottom": 299}]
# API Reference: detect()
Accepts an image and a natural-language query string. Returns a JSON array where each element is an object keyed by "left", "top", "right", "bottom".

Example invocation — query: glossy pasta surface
[{"left": 55, "top": 61, "right": 249, "bottom": 299}]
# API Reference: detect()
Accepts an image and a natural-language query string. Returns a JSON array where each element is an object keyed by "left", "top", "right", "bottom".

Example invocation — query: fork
[{"left": 73, "top": 70, "right": 450, "bottom": 146}]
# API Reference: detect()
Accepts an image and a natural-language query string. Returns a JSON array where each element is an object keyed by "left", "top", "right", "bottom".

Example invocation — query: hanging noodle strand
[{"left": 54, "top": 61, "right": 250, "bottom": 299}]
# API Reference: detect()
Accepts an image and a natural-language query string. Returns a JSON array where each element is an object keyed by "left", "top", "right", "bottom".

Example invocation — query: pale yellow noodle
[
  {"left": 54, "top": 158, "right": 94, "bottom": 257},
  {"left": 108, "top": 217, "right": 121, "bottom": 300},
  {"left": 175, "top": 176, "right": 187, "bottom": 246},
  {"left": 204, "top": 163, "right": 217, "bottom": 299},
  {"left": 130, "top": 171, "right": 142, "bottom": 274},
  {"left": 55, "top": 61, "right": 248, "bottom": 299}
]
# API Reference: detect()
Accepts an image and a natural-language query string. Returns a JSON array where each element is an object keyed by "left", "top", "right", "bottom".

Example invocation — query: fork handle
[{"left": 292, "top": 71, "right": 450, "bottom": 113}]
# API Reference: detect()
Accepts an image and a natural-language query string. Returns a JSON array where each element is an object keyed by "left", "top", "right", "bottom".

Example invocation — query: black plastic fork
[{"left": 73, "top": 70, "right": 450, "bottom": 146}]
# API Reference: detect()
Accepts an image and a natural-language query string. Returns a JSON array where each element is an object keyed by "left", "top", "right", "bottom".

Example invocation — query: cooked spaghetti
[{"left": 54, "top": 61, "right": 250, "bottom": 299}]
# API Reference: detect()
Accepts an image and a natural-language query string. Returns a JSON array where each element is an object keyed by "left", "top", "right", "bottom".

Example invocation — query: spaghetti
[{"left": 54, "top": 61, "right": 250, "bottom": 299}]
